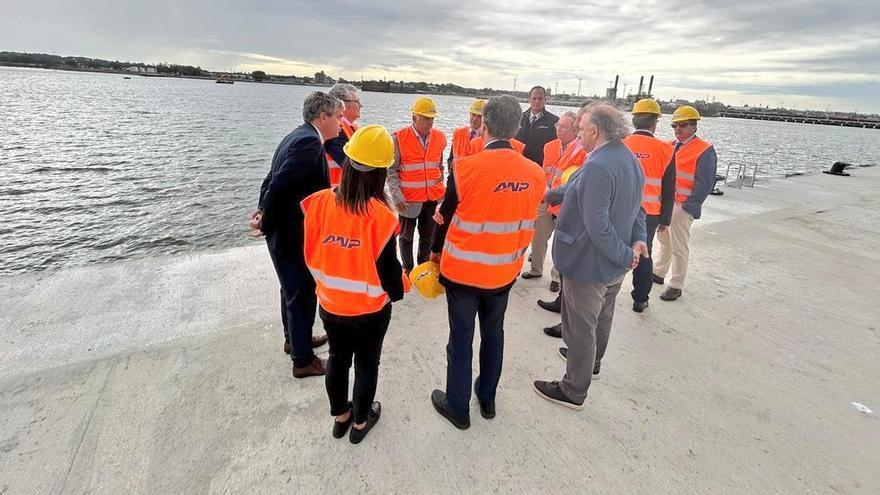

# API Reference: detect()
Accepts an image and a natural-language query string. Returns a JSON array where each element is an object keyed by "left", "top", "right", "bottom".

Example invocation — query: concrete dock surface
[{"left": 1, "top": 167, "right": 878, "bottom": 494}]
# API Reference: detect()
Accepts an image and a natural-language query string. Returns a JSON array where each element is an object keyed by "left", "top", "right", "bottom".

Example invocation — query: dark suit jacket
[
  {"left": 515, "top": 109, "right": 559, "bottom": 165},
  {"left": 259, "top": 122, "right": 329, "bottom": 256}
]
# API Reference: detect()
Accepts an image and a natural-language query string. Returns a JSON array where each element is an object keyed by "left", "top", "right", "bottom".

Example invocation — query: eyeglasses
[
  {"left": 343, "top": 99, "right": 362, "bottom": 107},
  {"left": 670, "top": 122, "right": 692, "bottom": 129}
]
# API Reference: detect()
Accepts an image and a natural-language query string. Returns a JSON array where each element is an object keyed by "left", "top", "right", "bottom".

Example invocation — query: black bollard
[
  {"left": 823, "top": 162, "right": 851, "bottom": 176},
  {"left": 709, "top": 174, "right": 725, "bottom": 196}
]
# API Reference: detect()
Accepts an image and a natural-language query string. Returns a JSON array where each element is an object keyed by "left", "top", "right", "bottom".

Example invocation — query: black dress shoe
[
  {"left": 537, "top": 295, "right": 561, "bottom": 313},
  {"left": 521, "top": 271, "right": 542, "bottom": 279},
  {"left": 632, "top": 301, "right": 649, "bottom": 313},
  {"left": 332, "top": 402, "right": 353, "bottom": 439},
  {"left": 549, "top": 281, "right": 560, "bottom": 293},
  {"left": 349, "top": 402, "right": 381, "bottom": 444},
  {"left": 283, "top": 340, "right": 291, "bottom": 355},
  {"left": 312, "top": 335, "right": 328, "bottom": 347},
  {"left": 652, "top": 274, "right": 664, "bottom": 285},
  {"left": 543, "top": 323, "right": 562, "bottom": 338},
  {"left": 474, "top": 380, "right": 495, "bottom": 419},
  {"left": 660, "top": 287, "right": 682, "bottom": 301},
  {"left": 533, "top": 380, "right": 584, "bottom": 410},
  {"left": 431, "top": 390, "right": 470, "bottom": 429}
]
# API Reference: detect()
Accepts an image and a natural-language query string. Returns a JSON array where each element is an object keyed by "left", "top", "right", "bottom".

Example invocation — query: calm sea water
[{"left": 2, "top": 67, "right": 878, "bottom": 275}]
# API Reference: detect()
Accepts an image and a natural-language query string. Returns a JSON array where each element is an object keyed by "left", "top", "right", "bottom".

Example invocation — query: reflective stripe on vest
[
  {"left": 309, "top": 268, "right": 388, "bottom": 298},
  {"left": 451, "top": 215, "right": 536, "bottom": 235},
  {"left": 444, "top": 240, "right": 528, "bottom": 266},
  {"left": 399, "top": 161, "right": 442, "bottom": 172},
  {"left": 643, "top": 194, "right": 661, "bottom": 204},
  {"left": 400, "top": 177, "right": 443, "bottom": 188},
  {"left": 673, "top": 137, "right": 712, "bottom": 203}
]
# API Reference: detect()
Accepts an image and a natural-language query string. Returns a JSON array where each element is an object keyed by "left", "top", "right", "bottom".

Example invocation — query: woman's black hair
[{"left": 335, "top": 157, "right": 389, "bottom": 215}]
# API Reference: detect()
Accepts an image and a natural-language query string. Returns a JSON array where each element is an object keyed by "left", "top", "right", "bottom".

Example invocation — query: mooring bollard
[{"left": 823, "top": 161, "right": 851, "bottom": 176}]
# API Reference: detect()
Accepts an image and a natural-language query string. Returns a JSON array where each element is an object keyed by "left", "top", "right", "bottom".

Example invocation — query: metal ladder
[{"left": 722, "top": 162, "right": 759, "bottom": 189}]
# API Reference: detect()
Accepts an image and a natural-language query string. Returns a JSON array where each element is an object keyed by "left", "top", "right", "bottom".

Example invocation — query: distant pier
[{"left": 718, "top": 109, "right": 880, "bottom": 129}]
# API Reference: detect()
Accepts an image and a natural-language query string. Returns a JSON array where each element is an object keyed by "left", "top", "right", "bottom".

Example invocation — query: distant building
[
  {"left": 126, "top": 66, "right": 139, "bottom": 73},
  {"left": 146, "top": 67, "right": 156, "bottom": 74}
]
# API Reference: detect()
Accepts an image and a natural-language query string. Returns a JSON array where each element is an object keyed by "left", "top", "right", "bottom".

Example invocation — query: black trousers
[
  {"left": 266, "top": 233, "right": 317, "bottom": 368},
  {"left": 631, "top": 214, "right": 661, "bottom": 303},
  {"left": 443, "top": 279, "right": 512, "bottom": 419},
  {"left": 399, "top": 201, "right": 438, "bottom": 272},
  {"left": 322, "top": 304, "right": 391, "bottom": 424}
]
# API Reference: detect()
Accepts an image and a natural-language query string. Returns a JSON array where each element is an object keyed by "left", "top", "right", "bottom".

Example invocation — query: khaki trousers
[
  {"left": 528, "top": 202, "right": 560, "bottom": 282},
  {"left": 653, "top": 203, "right": 695, "bottom": 289}
]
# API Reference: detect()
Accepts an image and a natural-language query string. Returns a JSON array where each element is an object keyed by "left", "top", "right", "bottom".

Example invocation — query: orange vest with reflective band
[
  {"left": 452, "top": 127, "right": 476, "bottom": 163},
  {"left": 469, "top": 136, "right": 526, "bottom": 155},
  {"left": 301, "top": 189, "right": 400, "bottom": 317},
  {"left": 441, "top": 148, "right": 545, "bottom": 289},
  {"left": 326, "top": 120, "right": 357, "bottom": 188},
  {"left": 395, "top": 126, "right": 447, "bottom": 202},
  {"left": 546, "top": 141, "right": 588, "bottom": 216},
  {"left": 624, "top": 133, "right": 674, "bottom": 215},
  {"left": 671, "top": 137, "right": 712, "bottom": 203}
]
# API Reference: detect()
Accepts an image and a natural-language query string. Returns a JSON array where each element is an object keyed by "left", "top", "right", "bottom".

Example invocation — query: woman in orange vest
[{"left": 301, "top": 125, "right": 407, "bottom": 444}]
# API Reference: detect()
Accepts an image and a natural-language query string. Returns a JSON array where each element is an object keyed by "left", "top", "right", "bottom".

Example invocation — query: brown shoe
[
  {"left": 283, "top": 340, "right": 291, "bottom": 355},
  {"left": 312, "top": 335, "right": 328, "bottom": 348},
  {"left": 293, "top": 357, "right": 326, "bottom": 378}
]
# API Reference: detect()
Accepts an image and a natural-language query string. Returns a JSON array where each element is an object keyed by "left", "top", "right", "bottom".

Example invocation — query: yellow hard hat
[
  {"left": 411, "top": 97, "right": 439, "bottom": 118},
  {"left": 671, "top": 105, "right": 701, "bottom": 123},
  {"left": 632, "top": 98, "right": 661, "bottom": 116},
  {"left": 408, "top": 261, "right": 445, "bottom": 299},
  {"left": 468, "top": 99, "right": 486, "bottom": 116},
  {"left": 343, "top": 125, "right": 395, "bottom": 169},
  {"left": 560, "top": 165, "right": 581, "bottom": 185}
]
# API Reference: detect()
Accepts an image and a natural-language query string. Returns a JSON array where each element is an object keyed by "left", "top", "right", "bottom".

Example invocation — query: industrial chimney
[
  {"left": 648, "top": 75, "right": 654, "bottom": 97},
  {"left": 637, "top": 76, "right": 644, "bottom": 97}
]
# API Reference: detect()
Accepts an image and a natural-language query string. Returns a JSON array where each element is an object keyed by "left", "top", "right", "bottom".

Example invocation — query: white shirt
[
  {"left": 310, "top": 122, "right": 324, "bottom": 143},
  {"left": 411, "top": 125, "right": 430, "bottom": 149},
  {"left": 530, "top": 111, "right": 544, "bottom": 123}
]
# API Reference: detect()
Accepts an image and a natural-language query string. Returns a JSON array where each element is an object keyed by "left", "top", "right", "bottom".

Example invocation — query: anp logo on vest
[
  {"left": 322, "top": 235, "right": 362, "bottom": 249},
  {"left": 493, "top": 182, "right": 531, "bottom": 192}
]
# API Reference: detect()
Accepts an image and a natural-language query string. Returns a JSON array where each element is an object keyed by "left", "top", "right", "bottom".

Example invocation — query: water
[{"left": 2, "top": 67, "right": 878, "bottom": 275}]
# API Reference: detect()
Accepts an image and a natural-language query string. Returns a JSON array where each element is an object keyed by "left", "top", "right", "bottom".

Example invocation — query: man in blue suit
[
  {"left": 534, "top": 104, "right": 648, "bottom": 409},
  {"left": 251, "top": 91, "right": 343, "bottom": 378}
]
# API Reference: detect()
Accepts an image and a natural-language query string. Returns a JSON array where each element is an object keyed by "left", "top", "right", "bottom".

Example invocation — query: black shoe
[
  {"left": 660, "top": 287, "right": 682, "bottom": 301},
  {"left": 521, "top": 271, "right": 542, "bottom": 280},
  {"left": 332, "top": 402, "right": 353, "bottom": 439},
  {"left": 543, "top": 323, "right": 562, "bottom": 338},
  {"left": 593, "top": 361, "right": 601, "bottom": 378},
  {"left": 558, "top": 349, "right": 601, "bottom": 377},
  {"left": 533, "top": 380, "right": 584, "bottom": 410},
  {"left": 632, "top": 301, "right": 649, "bottom": 313},
  {"left": 348, "top": 402, "right": 381, "bottom": 444},
  {"left": 652, "top": 274, "right": 664, "bottom": 285},
  {"left": 537, "top": 295, "right": 561, "bottom": 313},
  {"left": 474, "top": 380, "right": 495, "bottom": 419},
  {"left": 557, "top": 347, "right": 568, "bottom": 361},
  {"left": 431, "top": 389, "right": 470, "bottom": 429},
  {"left": 549, "top": 281, "right": 560, "bottom": 293}
]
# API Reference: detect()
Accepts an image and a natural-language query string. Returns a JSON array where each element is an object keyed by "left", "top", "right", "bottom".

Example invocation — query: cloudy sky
[{"left": 3, "top": 0, "right": 879, "bottom": 113}]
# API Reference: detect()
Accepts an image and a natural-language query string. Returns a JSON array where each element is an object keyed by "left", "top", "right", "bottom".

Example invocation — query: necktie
[
  {"left": 674, "top": 141, "right": 683, "bottom": 152},
  {"left": 530, "top": 114, "right": 537, "bottom": 125}
]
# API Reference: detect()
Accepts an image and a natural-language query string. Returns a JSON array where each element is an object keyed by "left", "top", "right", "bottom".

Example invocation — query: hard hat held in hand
[
  {"left": 409, "top": 261, "right": 445, "bottom": 299},
  {"left": 632, "top": 98, "right": 661, "bottom": 116},
  {"left": 343, "top": 125, "right": 395, "bottom": 168},
  {"left": 411, "top": 97, "right": 439, "bottom": 118},
  {"left": 671, "top": 105, "right": 701, "bottom": 123}
]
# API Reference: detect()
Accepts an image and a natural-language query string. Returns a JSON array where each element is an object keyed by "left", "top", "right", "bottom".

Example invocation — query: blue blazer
[
  {"left": 259, "top": 122, "right": 329, "bottom": 253},
  {"left": 552, "top": 139, "right": 646, "bottom": 285}
]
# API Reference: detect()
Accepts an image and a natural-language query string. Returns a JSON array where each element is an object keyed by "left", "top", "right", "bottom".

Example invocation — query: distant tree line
[{"left": 0, "top": 51, "right": 207, "bottom": 77}]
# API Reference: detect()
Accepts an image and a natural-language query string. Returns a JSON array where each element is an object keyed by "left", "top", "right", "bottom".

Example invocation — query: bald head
[{"left": 579, "top": 104, "right": 630, "bottom": 152}]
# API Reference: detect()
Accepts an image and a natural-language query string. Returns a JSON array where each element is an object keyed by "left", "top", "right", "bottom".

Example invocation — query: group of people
[{"left": 248, "top": 83, "right": 718, "bottom": 443}]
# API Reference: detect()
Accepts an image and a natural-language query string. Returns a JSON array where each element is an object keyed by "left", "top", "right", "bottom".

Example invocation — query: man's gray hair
[
  {"left": 483, "top": 95, "right": 522, "bottom": 139},
  {"left": 560, "top": 111, "right": 577, "bottom": 123},
  {"left": 328, "top": 83, "right": 358, "bottom": 102},
  {"left": 302, "top": 91, "right": 343, "bottom": 122},
  {"left": 585, "top": 104, "right": 631, "bottom": 141}
]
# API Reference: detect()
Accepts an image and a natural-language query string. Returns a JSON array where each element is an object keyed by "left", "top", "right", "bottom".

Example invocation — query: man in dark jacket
[
  {"left": 251, "top": 91, "right": 343, "bottom": 378},
  {"left": 515, "top": 86, "right": 559, "bottom": 165}
]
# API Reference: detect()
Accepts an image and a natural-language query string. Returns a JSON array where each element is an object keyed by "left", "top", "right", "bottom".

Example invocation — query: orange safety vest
[
  {"left": 546, "top": 141, "right": 588, "bottom": 216},
  {"left": 395, "top": 126, "right": 447, "bottom": 202},
  {"left": 326, "top": 119, "right": 357, "bottom": 188},
  {"left": 452, "top": 126, "right": 477, "bottom": 163},
  {"left": 469, "top": 136, "right": 526, "bottom": 155},
  {"left": 440, "top": 146, "right": 545, "bottom": 289},
  {"left": 301, "top": 189, "right": 400, "bottom": 317},
  {"left": 624, "top": 133, "right": 674, "bottom": 215},
  {"left": 671, "top": 137, "right": 712, "bottom": 203}
]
